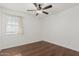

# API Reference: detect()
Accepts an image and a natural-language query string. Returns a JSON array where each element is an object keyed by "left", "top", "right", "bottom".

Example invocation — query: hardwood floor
[{"left": 0, "top": 41, "right": 79, "bottom": 56}]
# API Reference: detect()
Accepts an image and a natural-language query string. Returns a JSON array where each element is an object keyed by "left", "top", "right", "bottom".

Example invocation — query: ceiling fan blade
[
  {"left": 27, "top": 10, "right": 36, "bottom": 11},
  {"left": 42, "top": 11, "right": 48, "bottom": 14},
  {"left": 33, "top": 3, "right": 37, "bottom": 8},
  {"left": 43, "top": 5, "right": 52, "bottom": 10},
  {"left": 36, "top": 13, "right": 39, "bottom": 16}
]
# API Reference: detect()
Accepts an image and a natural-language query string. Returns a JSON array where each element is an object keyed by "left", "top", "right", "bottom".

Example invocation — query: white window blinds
[{"left": 3, "top": 13, "right": 23, "bottom": 34}]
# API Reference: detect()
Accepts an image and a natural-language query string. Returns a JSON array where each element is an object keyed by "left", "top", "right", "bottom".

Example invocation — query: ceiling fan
[{"left": 27, "top": 3, "right": 52, "bottom": 16}]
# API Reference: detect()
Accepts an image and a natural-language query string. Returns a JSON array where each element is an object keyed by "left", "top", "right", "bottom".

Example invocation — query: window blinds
[{"left": 3, "top": 13, "right": 23, "bottom": 34}]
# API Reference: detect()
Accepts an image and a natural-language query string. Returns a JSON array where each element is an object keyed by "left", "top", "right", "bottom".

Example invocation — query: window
[{"left": 4, "top": 14, "right": 23, "bottom": 34}]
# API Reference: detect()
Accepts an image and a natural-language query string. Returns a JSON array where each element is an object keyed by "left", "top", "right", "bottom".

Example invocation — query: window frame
[{"left": 4, "top": 13, "right": 24, "bottom": 35}]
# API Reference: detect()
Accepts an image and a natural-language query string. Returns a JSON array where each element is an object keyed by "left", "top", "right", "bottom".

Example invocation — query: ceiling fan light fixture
[{"left": 36, "top": 10, "right": 42, "bottom": 13}]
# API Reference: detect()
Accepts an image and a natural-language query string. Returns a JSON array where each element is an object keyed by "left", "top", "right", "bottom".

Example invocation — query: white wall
[
  {"left": 42, "top": 5, "right": 79, "bottom": 51},
  {"left": 0, "top": 8, "right": 2, "bottom": 50},
  {"left": 0, "top": 7, "right": 41, "bottom": 50}
]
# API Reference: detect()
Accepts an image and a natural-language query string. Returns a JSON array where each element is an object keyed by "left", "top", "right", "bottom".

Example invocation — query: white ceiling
[{"left": 0, "top": 3, "right": 79, "bottom": 17}]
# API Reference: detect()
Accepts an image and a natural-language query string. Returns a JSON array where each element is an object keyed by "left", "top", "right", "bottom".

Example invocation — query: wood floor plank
[{"left": 0, "top": 41, "right": 79, "bottom": 56}]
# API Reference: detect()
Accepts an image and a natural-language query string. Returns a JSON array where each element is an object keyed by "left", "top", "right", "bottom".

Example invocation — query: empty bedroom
[{"left": 0, "top": 3, "right": 79, "bottom": 56}]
